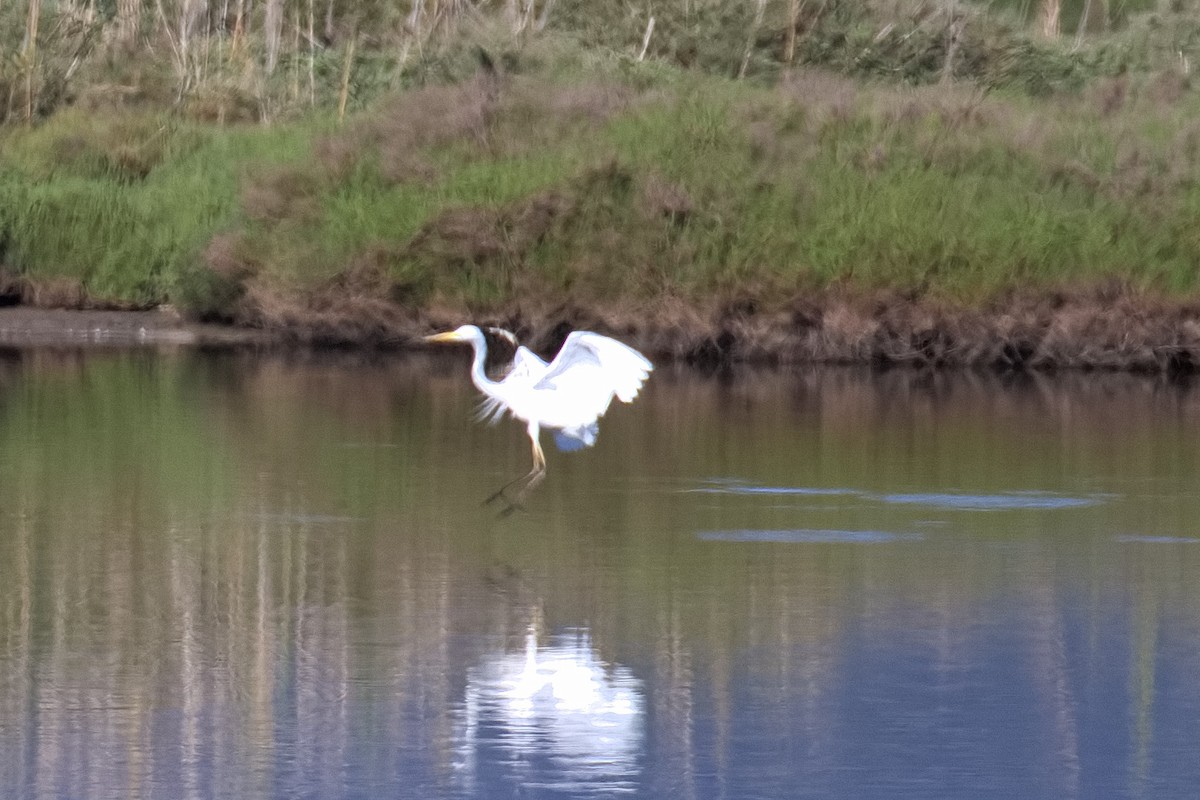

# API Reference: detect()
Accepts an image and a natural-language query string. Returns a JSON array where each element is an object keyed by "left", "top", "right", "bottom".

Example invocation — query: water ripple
[
  {"left": 688, "top": 479, "right": 861, "bottom": 497},
  {"left": 254, "top": 512, "right": 364, "bottom": 525},
  {"left": 698, "top": 529, "right": 920, "bottom": 544},
  {"left": 875, "top": 492, "right": 1102, "bottom": 510},
  {"left": 688, "top": 480, "right": 1108, "bottom": 512},
  {"left": 1116, "top": 534, "right": 1200, "bottom": 544}
]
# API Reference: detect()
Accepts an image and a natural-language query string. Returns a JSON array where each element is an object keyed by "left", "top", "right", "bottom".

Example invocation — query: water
[{"left": 0, "top": 348, "right": 1199, "bottom": 799}]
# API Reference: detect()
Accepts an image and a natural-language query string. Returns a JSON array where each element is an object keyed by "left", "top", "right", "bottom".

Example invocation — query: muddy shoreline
[
  {"left": 1, "top": 296, "right": 1198, "bottom": 375},
  {"left": 0, "top": 308, "right": 270, "bottom": 348}
]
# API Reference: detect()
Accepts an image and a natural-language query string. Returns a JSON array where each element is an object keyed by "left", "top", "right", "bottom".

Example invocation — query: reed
[{"left": 3, "top": 1, "right": 1195, "bottom": 128}]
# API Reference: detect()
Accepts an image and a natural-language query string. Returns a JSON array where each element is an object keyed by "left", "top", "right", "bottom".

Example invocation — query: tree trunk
[
  {"left": 308, "top": 0, "right": 315, "bottom": 104},
  {"left": 291, "top": 5, "right": 300, "bottom": 100},
  {"left": 637, "top": 15, "right": 654, "bottom": 61},
  {"left": 738, "top": 0, "right": 766, "bottom": 79},
  {"left": 265, "top": 0, "right": 282, "bottom": 74},
  {"left": 115, "top": 0, "right": 140, "bottom": 44},
  {"left": 232, "top": 0, "right": 246, "bottom": 54},
  {"left": 941, "top": 11, "right": 965, "bottom": 83},
  {"left": 24, "top": 0, "right": 40, "bottom": 122},
  {"left": 1039, "top": 0, "right": 1060, "bottom": 39},
  {"left": 179, "top": 0, "right": 197, "bottom": 83},
  {"left": 785, "top": 0, "right": 804, "bottom": 65},
  {"left": 338, "top": 31, "right": 356, "bottom": 122}
]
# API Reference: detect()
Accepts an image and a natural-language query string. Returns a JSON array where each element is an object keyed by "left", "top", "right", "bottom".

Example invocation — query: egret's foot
[
  {"left": 484, "top": 468, "right": 544, "bottom": 512},
  {"left": 483, "top": 485, "right": 527, "bottom": 517},
  {"left": 483, "top": 473, "right": 532, "bottom": 507},
  {"left": 496, "top": 499, "right": 525, "bottom": 518}
]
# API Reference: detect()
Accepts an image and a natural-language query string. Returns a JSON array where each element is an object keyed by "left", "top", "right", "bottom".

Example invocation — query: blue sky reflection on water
[{"left": 0, "top": 353, "right": 1198, "bottom": 799}]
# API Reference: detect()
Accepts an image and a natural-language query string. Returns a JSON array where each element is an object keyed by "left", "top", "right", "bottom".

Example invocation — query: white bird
[{"left": 425, "top": 325, "right": 653, "bottom": 508}]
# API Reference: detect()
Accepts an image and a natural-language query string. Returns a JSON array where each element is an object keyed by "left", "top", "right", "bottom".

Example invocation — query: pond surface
[{"left": 0, "top": 349, "right": 1199, "bottom": 799}]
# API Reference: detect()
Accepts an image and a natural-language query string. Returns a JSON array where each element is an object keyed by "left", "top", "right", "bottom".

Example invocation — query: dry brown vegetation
[{"left": 162, "top": 267, "right": 1200, "bottom": 376}]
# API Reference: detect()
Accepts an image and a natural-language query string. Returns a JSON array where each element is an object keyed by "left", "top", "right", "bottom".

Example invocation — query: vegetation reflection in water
[{"left": 0, "top": 350, "right": 1198, "bottom": 798}]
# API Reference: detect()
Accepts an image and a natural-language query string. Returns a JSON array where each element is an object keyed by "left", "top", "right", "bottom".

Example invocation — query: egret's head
[
  {"left": 424, "top": 324, "right": 482, "bottom": 344},
  {"left": 425, "top": 325, "right": 517, "bottom": 346}
]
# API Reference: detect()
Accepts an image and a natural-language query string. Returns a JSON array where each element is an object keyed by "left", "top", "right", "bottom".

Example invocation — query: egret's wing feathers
[
  {"left": 534, "top": 332, "right": 651, "bottom": 392},
  {"left": 510, "top": 346, "right": 549, "bottom": 379},
  {"left": 530, "top": 332, "right": 652, "bottom": 429},
  {"left": 532, "top": 344, "right": 601, "bottom": 391}
]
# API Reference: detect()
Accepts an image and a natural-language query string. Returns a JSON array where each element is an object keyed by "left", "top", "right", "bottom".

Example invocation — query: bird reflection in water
[{"left": 453, "top": 629, "right": 644, "bottom": 796}]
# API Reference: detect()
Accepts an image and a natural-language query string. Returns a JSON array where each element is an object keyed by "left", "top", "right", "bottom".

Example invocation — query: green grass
[
  {"left": 3, "top": 61, "right": 1200, "bottom": 320},
  {"left": 0, "top": 112, "right": 323, "bottom": 305}
]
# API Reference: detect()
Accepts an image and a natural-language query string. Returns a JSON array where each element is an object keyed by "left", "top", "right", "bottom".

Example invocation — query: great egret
[{"left": 425, "top": 325, "right": 653, "bottom": 508}]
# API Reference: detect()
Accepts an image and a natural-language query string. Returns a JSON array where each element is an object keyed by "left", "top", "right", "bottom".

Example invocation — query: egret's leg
[
  {"left": 517, "top": 435, "right": 547, "bottom": 496},
  {"left": 496, "top": 450, "right": 547, "bottom": 517},
  {"left": 485, "top": 423, "right": 547, "bottom": 514}
]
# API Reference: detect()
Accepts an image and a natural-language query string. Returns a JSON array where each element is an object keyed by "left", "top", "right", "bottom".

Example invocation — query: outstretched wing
[{"left": 530, "top": 332, "right": 652, "bottom": 430}]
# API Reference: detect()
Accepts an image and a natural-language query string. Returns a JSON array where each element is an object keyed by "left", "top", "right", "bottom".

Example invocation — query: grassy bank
[{"left": 3, "top": 2, "right": 1200, "bottom": 368}]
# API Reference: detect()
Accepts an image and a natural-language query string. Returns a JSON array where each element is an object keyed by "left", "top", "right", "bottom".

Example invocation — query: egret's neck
[{"left": 468, "top": 338, "right": 496, "bottom": 394}]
